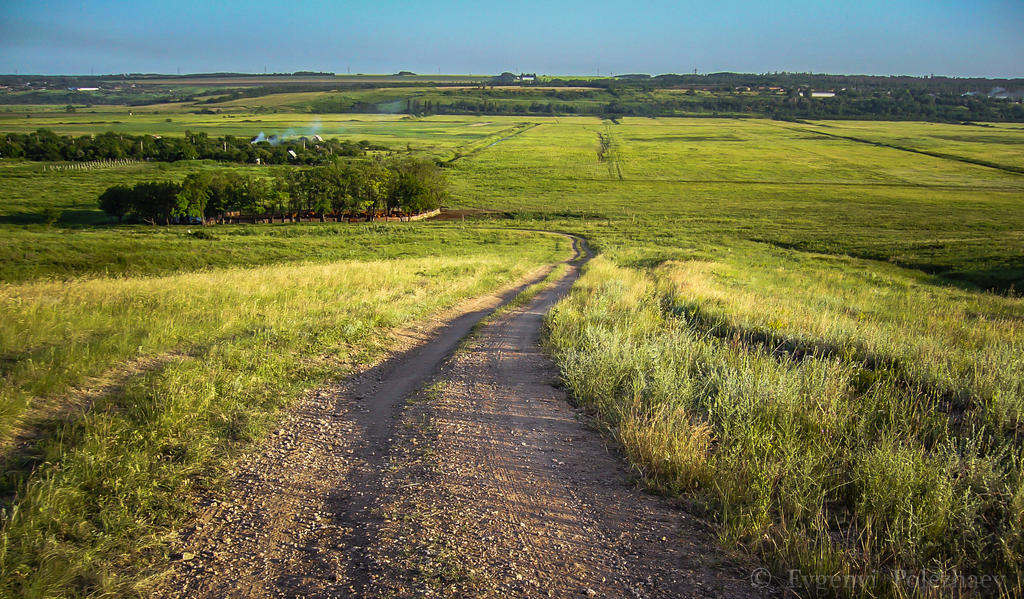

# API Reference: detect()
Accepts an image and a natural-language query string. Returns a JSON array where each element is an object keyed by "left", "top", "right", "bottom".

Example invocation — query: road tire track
[{"left": 159, "top": 234, "right": 774, "bottom": 598}]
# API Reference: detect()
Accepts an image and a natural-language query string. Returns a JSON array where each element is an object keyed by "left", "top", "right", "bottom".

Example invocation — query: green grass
[
  {"left": 0, "top": 231, "right": 570, "bottom": 598},
  {"left": 0, "top": 108, "right": 524, "bottom": 158},
  {"left": 2, "top": 106, "right": 1024, "bottom": 597},
  {"left": 0, "top": 219, "right": 556, "bottom": 283},
  {"left": 0, "top": 227, "right": 569, "bottom": 440},
  {"left": 444, "top": 114, "right": 1024, "bottom": 594},
  {"left": 0, "top": 156, "right": 553, "bottom": 283},
  {"left": 805, "top": 120, "right": 1024, "bottom": 173},
  {"left": 446, "top": 117, "right": 1024, "bottom": 292},
  {"left": 0, "top": 160, "right": 270, "bottom": 227},
  {"left": 546, "top": 254, "right": 1023, "bottom": 597}
]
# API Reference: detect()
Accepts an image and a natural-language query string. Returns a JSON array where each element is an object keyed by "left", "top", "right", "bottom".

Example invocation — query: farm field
[
  {"left": 445, "top": 117, "right": 1024, "bottom": 595},
  {"left": 0, "top": 110, "right": 523, "bottom": 158},
  {"left": 1, "top": 107, "right": 1023, "bottom": 597},
  {"left": 547, "top": 250, "right": 1023, "bottom": 596},
  {"left": 0, "top": 84, "right": 730, "bottom": 123}
]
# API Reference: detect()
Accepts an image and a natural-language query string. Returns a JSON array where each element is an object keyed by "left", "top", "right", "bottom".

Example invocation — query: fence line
[
  {"left": 43, "top": 159, "right": 141, "bottom": 172},
  {"left": 219, "top": 208, "right": 441, "bottom": 225}
]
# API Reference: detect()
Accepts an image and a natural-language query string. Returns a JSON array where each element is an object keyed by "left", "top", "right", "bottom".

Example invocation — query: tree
[
  {"left": 98, "top": 185, "right": 134, "bottom": 222},
  {"left": 264, "top": 179, "right": 291, "bottom": 216},
  {"left": 203, "top": 171, "right": 241, "bottom": 219},
  {"left": 353, "top": 161, "right": 393, "bottom": 218},
  {"left": 131, "top": 181, "right": 183, "bottom": 225},
  {"left": 241, "top": 177, "right": 274, "bottom": 214},
  {"left": 387, "top": 158, "right": 447, "bottom": 214},
  {"left": 176, "top": 173, "right": 212, "bottom": 221},
  {"left": 95, "top": 156, "right": 449, "bottom": 227}
]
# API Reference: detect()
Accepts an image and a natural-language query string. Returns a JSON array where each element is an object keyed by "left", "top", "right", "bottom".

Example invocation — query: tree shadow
[
  {"left": 753, "top": 238, "right": 1023, "bottom": 297},
  {"left": 0, "top": 209, "right": 111, "bottom": 227}
]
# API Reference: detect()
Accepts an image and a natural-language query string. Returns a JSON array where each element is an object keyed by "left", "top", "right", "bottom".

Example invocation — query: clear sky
[{"left": 1, "top": 0, "right": 1021, "bottom": 77}]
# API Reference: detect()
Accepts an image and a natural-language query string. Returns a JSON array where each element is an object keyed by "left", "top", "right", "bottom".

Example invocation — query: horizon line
[{"left": 2, "top": 70, "right": 1023, "bottom": 80}]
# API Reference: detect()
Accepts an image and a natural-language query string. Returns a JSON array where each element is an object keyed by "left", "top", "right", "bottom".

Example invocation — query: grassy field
[
  {"left": 547, "top": 253, "right": 1023, "bottom": 597},
  {"left": 805, "top": 120, "right": 1024, "bottom": 173},
  {"left": 1, "top": 105, "right": 1023, "bottom": 597},
  {"left": 447, "top": 116, "right": 1024, "bottom": 292},
  {"left": 0, "top": 228, "right": 570, "bottom": 598},
  {"left": 0, "top": 111, "right": 526, "bottom": 161}
]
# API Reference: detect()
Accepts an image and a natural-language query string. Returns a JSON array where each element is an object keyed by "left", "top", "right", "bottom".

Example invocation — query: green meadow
[
  {"left": 805, "top": 120, "right": 1024, "bottom": 173},
  {"left": 1, "top": 103, "right": 1023, "bottom": 597},
  {"left": 448, "top": 116, "right": 1024, "bottom": 292}
]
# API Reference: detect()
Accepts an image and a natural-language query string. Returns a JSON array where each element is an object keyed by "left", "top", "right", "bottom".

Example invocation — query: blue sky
[{"left": 1, "top": 0, "right": 1021, "bottom": 77}]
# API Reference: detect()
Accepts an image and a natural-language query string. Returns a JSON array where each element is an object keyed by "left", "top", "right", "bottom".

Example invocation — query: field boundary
[
  {"left": 446, "top": 122, "right": 539, "bottom": 164},
  {"left": 790, "top": 124, "right": 1024, "bottom": 175}
]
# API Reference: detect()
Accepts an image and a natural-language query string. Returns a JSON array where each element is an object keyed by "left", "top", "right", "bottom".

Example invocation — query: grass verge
[{"left": 546, "top": 255, "right": 1023, "bottom": 598}]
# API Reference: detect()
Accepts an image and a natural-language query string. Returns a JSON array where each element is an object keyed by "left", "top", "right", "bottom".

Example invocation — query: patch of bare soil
[
  {"left": 427, "top": 208, "right": 507, "bottom": 221},
  {"left": 159, "top": 236, "right": 775, "bottom": 598}
]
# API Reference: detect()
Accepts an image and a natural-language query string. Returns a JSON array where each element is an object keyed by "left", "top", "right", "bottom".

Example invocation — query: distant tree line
[
  {"left": 0, "top": 129, "right": 387, "bottom": 164},
  {"left": 98, "top": 158, "right": 446, "bottom": 225},
  {"left": 532, "top": 72, "right": 1024, "bottom": 96},
  {"left": 408, "top": 89, "right": 1024, "bottom": 122},
  {"left": 763, "top": 89, "right": 1024, "bottom": 122},
  {"left": 3, "top": 73, "right": 1022, "bottom": 122}
]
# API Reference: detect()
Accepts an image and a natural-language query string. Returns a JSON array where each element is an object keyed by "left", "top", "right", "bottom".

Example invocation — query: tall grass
[
  {"left": 658, "top": 254, "right": 1024, "bottom": 430},
  {"left": 546, "top": 256, "right": 1024, "bottom": 597},
  {"left": 0, "top": 236, "right": 568, "bottom": 598}
]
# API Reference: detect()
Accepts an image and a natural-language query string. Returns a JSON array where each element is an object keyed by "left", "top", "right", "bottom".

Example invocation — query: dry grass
[
  {"left": 547, "top": 255, "right": 1024, "bottom": 597},
  {"left": 0, "top": 234, "right": 570, "bottom": 599}
]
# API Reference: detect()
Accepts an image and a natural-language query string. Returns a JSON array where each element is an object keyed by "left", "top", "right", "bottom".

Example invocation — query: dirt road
[{"left": 161, "top": 236, "right": 770, "bottom": 598}]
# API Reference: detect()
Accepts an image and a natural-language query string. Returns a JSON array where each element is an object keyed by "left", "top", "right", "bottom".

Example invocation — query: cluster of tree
[
  {"left": 465, "top": 88, "right": 600, "bottom": 100},
  {"left": 408, "top": 98, "right": 577, "bottom": 116},
  {"left": 305, "top": 96, "right": 387, "bottom": 113},
  {"left": 764, "top": 89, "right": 1024, "bottom": 122},
  {"left": 0, "top": 129, "right": 386, "bottom": 164},
  {"left": 98, "top": 158, "right": 446, "bottom": 224}
]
